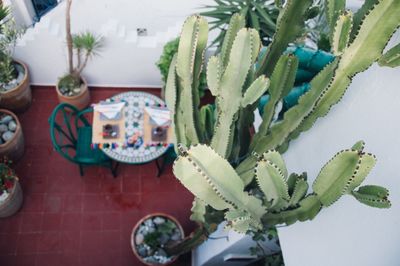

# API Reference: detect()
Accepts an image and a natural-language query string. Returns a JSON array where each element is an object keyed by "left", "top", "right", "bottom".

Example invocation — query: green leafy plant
[
  {"left": 58, "top": 0, "right": 103, "bottom": 96},
  {"left": 164, "top": 0, "right": 399, "bottom": 259},
  {"left": 0, "top": 4, "right": 25, "bottom": 90},
  {"left": 0, "top": 159, "right": 17, "bottom": 196},
  {"left": 201, "top": 0, "right": 279, "bottom": 48}
]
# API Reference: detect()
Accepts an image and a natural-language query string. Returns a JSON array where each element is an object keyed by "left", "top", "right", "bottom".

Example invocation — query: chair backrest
[{"left": 48, "top": 103, "right": 92, "bottom": 163}]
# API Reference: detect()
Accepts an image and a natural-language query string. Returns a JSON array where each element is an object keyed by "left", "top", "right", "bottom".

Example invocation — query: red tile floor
[{"left": 0, "top": 87, "right": 195, "bottom": 266}]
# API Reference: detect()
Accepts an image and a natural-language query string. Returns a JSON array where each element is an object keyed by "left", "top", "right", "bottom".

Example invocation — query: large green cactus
[
  {"left": 173, "top": 142, "right": 390, "bottom": 232},
  {"left": 164, "top": 0, "right": 397, "bottom": 252}
]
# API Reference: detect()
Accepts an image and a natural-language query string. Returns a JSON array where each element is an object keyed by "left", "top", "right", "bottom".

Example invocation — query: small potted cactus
[
  {"left": 131, "top": 213, "right": 184, "bottom": 265},
  {"left": 0, "top": 159, "right": 23, "bottom": 218},
  {"left": 56, "top": 0, "right": 102, "bottom": 110}
]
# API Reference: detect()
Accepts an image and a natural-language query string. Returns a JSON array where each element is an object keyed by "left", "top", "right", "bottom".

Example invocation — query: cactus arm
[
  {"left": 211, "top": 29, "right": 259, "bottom": 157},
  {"left": 332, "top": 11, "right": 353, "bottom": 56},
  {"left": 220, "top": 13, "right": 246, "bottom": 68},
  {"left": 345, "top": 153, "right": 377, "bottom": 193},
  {"left": 378, "top": 43, "right": 400, "bottom": 68},
  {"left": 352, "top": 185, "right": 391, "bottom": 208},
  {"left": 241, "top": 76, "right": 270, "bottom": 108},
  {"left": 190, "top": 198, "right": 206, "bottom": 223},
  {"left": 288, "top": 178, "right": 309, "bottom": 207},
  {"left": 173, "top": 145, "right": 266, "bottom": 222},
  {"left": 251, "top": 55, "right": 298, "bottom": 151},
  {"left": 256, "top": 0, "right": 313, "bottom": 77},
  {"left": 326, "top": 0, "right": 346, "bottom": 40},
  {"left": 261, "top": 150, "right": 288, "bottom": 178},
  {"left": 350, "top": 0, "right": 379, "bottom": 42},
  {"left": 312, "top": 149, "right": 360, "bottom": 207},
  {"left": 255, "top": 159, "right": 290, "bottom": 210},
  {"left": 351, "top": 140, "right": 365, "bottom": 152},
  {"left": 206, "top": 56, "right": 221, "bottom": 96},
  {"left": 199, "top": 105, "right": 215, "bottom": 143}
]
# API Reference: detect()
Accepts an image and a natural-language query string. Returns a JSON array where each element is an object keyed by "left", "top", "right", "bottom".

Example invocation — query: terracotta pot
[
  {"left": 0, "top": 180, "right": 23, "bottom": 218},
  {"left": 0, "top": 60, "right": 32, "bottom": 113},
  {"left": 131, "top": 213, "right": 185, "bottom": 266},
  {"left": 56, "top": 77, "right": 90, "bottom": 110},
  {"left": 0, "top": 109, "right": 24, "bottom": 162}
]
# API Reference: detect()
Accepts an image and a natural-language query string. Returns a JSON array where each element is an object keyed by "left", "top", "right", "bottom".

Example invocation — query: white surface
[
  {"left": 276, "top": 34, "right": 400, "bottom": 266},
  {"left": 12, "top": 0, "right": 216, "bottom": 87},
  {"left": 192, "top": 223, "right": 280, "bottom": 266},
  {"left": 5, "top": 0, "right": 36, "bottom": 27}
]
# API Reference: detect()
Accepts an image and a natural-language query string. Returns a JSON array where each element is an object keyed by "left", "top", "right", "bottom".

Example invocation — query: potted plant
[
  {"left": 0, "top": 159, "right": 23, "bottom": 218},
  {"left": 0, "top": 4, "right": 31, "bottom": 113},
  {"left": 131, "top": 213, "right": 184, "bottom": 265},
  {"left": 0, "top": 109, "right": 24, "bottom": 162},
  {"left": 56, "top": 0, "right": 103, "bottom": 110},
  {"left": 163, "top": 0, "right": 400, "bottom": 261}
]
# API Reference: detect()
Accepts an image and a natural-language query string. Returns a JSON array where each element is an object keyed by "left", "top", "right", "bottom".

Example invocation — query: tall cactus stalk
[{"left": 164, "top": 0, "right": 398, "bottom": 255}]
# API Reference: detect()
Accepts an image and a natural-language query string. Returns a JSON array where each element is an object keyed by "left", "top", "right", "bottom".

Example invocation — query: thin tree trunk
[
  {"left": 66, "top": 0, "right": 74, "bottom": 75},
  {"left": 77, "top": 52, "right": 90, "bottom": 76}
]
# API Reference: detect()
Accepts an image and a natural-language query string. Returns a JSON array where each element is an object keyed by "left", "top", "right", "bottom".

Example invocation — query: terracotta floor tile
[
  {"left": 81, "top": 212, "right": 102, "bottom": 231},
  {"left": 16, "top": 233, "right": 40, "bottom": 254},
  {"left": 61, "top": 212, "right": 82, "bottom": 232},
  {"left": 0, "top": 233, "right": 18, "bottom": 255},
  {"left": 20, "top": 212, "right": 43, "bottom": 233},
  {"left": 37, "top": 232, "right": 62, "bottom": 253},
  {"left": 42, "top": 213, "right": 62, "bottom": 232}
]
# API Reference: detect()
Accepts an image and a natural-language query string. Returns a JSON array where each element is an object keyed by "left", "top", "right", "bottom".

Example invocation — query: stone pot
[
  {"left": 56, "top": 76, "right": 90, "bottom": 110},
  {"left": 0, "top": 180, "right": 23, "bottom": 218},
  {"left": 0, "top": 60, "right": 32, "bottom": 113},
  {"left": 131, "top": 213, "right": 185, "bottom": 266},
  {"left": 0, "top": 109, "right": 24, "bottom": 162}
]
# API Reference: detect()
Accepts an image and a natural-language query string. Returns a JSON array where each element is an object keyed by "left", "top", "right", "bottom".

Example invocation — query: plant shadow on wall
[
  {"left": 162, "top": 0, "right": 400, "bottom": 265},
  {"left": 56, "top": 0, "right": 103, "bottom": 110}
]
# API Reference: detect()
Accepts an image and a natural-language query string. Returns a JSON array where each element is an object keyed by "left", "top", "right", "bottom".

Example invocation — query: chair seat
[{"left": 75, "top": 126, "right": 109, "bottom": 164}]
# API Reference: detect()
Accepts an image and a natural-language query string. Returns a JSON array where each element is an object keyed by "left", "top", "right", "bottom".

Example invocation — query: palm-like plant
[{"left": 201, "top": 0, "right": 279, "bottom": 48}]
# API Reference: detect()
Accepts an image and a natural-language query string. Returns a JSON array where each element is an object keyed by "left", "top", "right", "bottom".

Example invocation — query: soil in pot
[
  {"left": 0, "top": 110, "right": 24, "bottom": 162},
  {"left": 56, "top": 74, "right": 90, "bottom": 110},
  {"left": 132, "top": 213, "right": 184, "bottom": 265},
  {"left": 0, "top": 61, "right": 32, "bottom": 113}
]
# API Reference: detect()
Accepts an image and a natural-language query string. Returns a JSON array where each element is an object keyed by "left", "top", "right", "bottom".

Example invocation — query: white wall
[
  {"left": 277, "top": 32, "right": 400, "bottom": 266},
  {"left": 13, "top": 0, "right": 215, "bottom": 87}
]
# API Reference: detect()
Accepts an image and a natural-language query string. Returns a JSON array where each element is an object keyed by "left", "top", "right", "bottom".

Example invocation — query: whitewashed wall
[{"left": 12, "top": 0, "right": 215, "bottom": 87}]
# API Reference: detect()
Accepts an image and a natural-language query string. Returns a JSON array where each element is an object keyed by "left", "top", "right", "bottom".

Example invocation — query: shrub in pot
[
  {"left": 0, "top": 109, "right": 24, "bottom": 162},
  {"left": 131, "top": 213, "right": 184, "bottom": 265},
  {"left": 0, "top": 159, "right": 23, "bottom": 218},
  {"left": 163, "top": 0, "right": 400, "bottom": 261},
  {"left": 56, "top": 0, "right": 103, "bottom": 110},
  {"left": 0, "top": 4, "right": 31, "bottom": 113}
]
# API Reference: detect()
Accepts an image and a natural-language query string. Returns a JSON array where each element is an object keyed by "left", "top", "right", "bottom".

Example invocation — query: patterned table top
[{"left": 102, "top": 91, "right": 169, "bottom": 164}]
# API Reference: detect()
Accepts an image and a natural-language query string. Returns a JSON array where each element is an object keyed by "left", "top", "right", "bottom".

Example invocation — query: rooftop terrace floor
[{"left": 0, "top": 87, "right": 194, "bottom": 266}]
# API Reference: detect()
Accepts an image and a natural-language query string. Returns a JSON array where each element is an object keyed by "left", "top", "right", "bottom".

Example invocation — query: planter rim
[
  {"left": 0, "top": 109, "right": 21, "bottom": 148},
  {"left": 56, "top": 75, "right": 88, "bottom": 100},
  {"left": 131, "top": 212, "right": 185, "bottom": 266},
  {"left": 0, "top": 60, "right": 29, "bottom": 95}
]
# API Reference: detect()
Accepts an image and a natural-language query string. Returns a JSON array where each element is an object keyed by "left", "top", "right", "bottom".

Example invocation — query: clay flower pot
[
  {"left": 0, "top": 60, "right": 32, "bottom": 113},
  {"left": 0, "top": 179, "right": 23, "bottom": 218},
  {"left": 131, "top": 213, "right": 184, "bottom": 265},
  {"left": 0, "top": 109, "right": 24, "bottom": 162},
  {"left": 56, "top": 76, "right": 90, "bottom": 110}
]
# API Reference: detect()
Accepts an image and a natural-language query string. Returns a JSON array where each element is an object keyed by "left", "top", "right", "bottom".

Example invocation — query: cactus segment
[
  {"left": 241, "top": 76, "right": 270, "bottom": 108},
  {"left": 190, "top": 198, "right": 206, "bottom": 223},
  {"left": 206, "top": 56, "right": 221, "bottom": 96},
  {"left": 312, "top": 150, "right": 360, "bottom": 207},
  {"left": 199, "top": 105, "right": 215, "bottom": 143},
  {"left": 345, "top": 153, "right": 377, "bottom": 193},
  {"left": 350, "top": 0, "right": 379, "bottom": 42},
  {"left": 378, "top": 43, "right": 400, "bottom": 68},
  {"left": 261, "top": 150, "right": 288, "bottom": 178},
  {"left": 220, "top": 13, "right": 246, "bottom": 68},
  {"left": 326, "top": 0, "right": 346, "bottom": 40},
  {"left": 332, "top": 11, "right": 353, "bottom": 55},
  {"left": 352, "top": 185, "right": 391, "bottom": 208},
  {"left": 288, "top": 178, "right": 309, "bottom": 207},
  {"left": 255, "top": 159, "right": 290, "bottom": 210},
  {"left": 351, "top": 140, "right": 365, "bottom": 152}
]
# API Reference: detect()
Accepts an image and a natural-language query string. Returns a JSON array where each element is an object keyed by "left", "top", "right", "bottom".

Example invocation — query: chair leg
[
  {"left": 155, "top": 156, "right": 167, "bottom": 177},
  {"left": 111, "top": 161, "right": 119, "bottom": 178},
  {"left": 79, "top": 164, "right": 84, "bottom": 177}
]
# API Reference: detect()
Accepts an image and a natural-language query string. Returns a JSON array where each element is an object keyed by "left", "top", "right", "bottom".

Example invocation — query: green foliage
[
  {"left": 201, "top": 0, "right": 279, "bottom": 48},
  {"left": 72, "top": 31, "right": 102, "bottom": 56},
  {"left": 143, "top": 231, "right": 162, "bottom": 250},
  {"left": 0, "top": 159, "right": 17, "bottom": 196},
  {"left": 58, "top": 74, "right": 81, "bottom": 95},
  {"left": 157, "top": 38, "right": 180, "bottom": 84},
  {"left": 378, "top": 43, "right": 400, "bottom": 68}
]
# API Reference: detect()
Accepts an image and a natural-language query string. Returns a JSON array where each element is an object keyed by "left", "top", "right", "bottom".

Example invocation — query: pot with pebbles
[
  {"left": 0, "top": 110, "right": 24, "bottom": 162},
  {"left": 0, "top": 159, "right": 23, "bottom": 217},
  {"left": 132, "top": 213, "right": 184, "bottom": 265}
]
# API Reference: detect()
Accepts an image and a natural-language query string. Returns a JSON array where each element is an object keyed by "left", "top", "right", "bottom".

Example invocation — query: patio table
[{"left": 94, "top": 91, "right": 172, "bottom": 176}]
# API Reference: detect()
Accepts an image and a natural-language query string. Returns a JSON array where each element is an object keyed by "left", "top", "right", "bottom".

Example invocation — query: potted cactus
[
  {"left": 131, "top": 213, "right": 184, "bottom": 265},
  {"left": 0, "top": 109, "right": 24, "bottom": 162},
  {"left": 56, "top": 0, "right": 102, "bottom": 110},
  {"left": 163, "top": 0, "right": 400, "bottom": 261},
  {"left": 0, "top": 159, "right": 23, "bottom": 218},
  {"left": 0, "top": 4, "right": 31, "bottom": 113}
]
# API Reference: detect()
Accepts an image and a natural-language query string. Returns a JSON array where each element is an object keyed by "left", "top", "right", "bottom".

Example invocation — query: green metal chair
[{"left": 49, "top": 103, "right": 118, "bottom": 177}]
